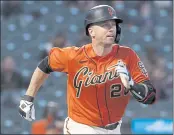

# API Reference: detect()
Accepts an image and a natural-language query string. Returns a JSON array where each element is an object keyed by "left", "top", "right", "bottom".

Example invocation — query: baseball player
[{"left": 19, "top": 5, "right": 156, "bottom": 134}]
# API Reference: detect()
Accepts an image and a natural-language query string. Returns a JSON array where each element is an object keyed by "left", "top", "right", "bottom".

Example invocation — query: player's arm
[
  {"left": 18, "top": 47, "right": 74, "bottom": 121},
  {"left": 19, "top": 57, "right": 54, "bottom": 121},
  {"left": 127, "top": 48, "right": 156, "bottom": 105},
  {"left": 26, "top": 57, "right": 53, "bottom": 97},
  {"left": 116, "top": 60, "right": 156, "bottom": 105}
]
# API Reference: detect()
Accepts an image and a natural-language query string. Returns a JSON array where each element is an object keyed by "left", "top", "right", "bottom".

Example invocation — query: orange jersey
[
  {"left": 31, "top": 119, "right": 61, "bottom": 134},
  {"left": 48, "top": 43, "right": 149, "bottom": 127},
  {"left": 31, "top": 119, "right": 47, "bottom": 134}
]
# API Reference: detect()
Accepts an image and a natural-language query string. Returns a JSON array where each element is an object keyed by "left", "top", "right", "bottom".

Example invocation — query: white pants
[{"left": 63, "top": 117, "right": 122, "bottom": 134}]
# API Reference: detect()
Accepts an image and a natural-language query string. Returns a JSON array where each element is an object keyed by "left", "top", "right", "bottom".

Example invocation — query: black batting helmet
[{"left": 84, "top": 5, "right": 123, "bottom": 43}]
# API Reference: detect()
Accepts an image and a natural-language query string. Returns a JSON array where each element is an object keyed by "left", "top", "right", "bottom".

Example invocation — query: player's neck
[{"left": 91, "top": 41, "right": 113, "bottom": 57}]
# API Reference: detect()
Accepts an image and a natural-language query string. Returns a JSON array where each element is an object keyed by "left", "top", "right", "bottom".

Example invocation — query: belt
[{"left": 100, "top": 122, "right": 119, "bottom": 130}]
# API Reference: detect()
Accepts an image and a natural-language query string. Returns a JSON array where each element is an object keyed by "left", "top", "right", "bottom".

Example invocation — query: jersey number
[
  {"left": 110, "top": 84, "right": 129, "bottom": 98},
  {"left": 76, "top": 84, "right": 129, "bottom": 98}
]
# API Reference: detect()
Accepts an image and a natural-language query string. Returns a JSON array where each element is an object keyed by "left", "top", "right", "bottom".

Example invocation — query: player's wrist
[{"left": 22, "top": 95, "right": 34, "bottom": 102}]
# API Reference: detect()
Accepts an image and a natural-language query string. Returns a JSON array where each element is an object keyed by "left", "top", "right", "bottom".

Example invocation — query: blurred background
[{"left": 1, "top": 1, "right": 173, "bottom": 134}]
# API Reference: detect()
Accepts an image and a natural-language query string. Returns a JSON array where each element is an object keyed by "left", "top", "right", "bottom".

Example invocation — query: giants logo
[
  {"left": 108, "top": 7, "right": 113, "bottom": 16},
  {"left": 138, "top": 61, "right": 148, "bottom": 77},
  {"left": 73, "top": 64, "right": 120, "bottom": 98}
]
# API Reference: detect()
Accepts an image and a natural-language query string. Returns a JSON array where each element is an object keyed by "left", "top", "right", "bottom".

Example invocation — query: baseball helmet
[{"left": 84, "top": 5, "right": 123, "bottom": 43}]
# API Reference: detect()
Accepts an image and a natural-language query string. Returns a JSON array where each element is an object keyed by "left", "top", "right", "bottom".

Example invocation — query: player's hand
[
  {"left": 18, "top": 95, "right": 35, "bottom": 121},
  {"left": 116, "top": 60, "right": 134, "bottom": 89}
]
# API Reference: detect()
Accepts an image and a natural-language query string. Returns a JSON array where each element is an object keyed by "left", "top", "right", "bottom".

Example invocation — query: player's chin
[{"left": 105, "top": 38, "right": 115, "bottom": 45}]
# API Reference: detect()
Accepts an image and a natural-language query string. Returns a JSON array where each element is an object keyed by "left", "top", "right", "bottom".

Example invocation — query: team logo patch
[
  {"left": 108, "top": 8, "right": 113, "bottom": 16},
  {"left": 138, "top": 61, "right": 148, "bottom": 77}
]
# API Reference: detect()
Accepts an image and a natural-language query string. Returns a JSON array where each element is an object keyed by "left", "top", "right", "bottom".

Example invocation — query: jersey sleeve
[
  {"left": 48, "top": 47, "right": 76, "bottom": 73},
  {"left": 128, "top": 48, "right": 150, "bottom": 83}
]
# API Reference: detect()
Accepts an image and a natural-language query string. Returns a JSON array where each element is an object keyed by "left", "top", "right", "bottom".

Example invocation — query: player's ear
[{"left": 88, "top": 26, "right": 95, "bottom": 38}]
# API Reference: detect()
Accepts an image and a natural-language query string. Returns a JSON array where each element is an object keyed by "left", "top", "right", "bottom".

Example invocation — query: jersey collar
[{"left": 84, "top": 43, "right": 119, "bottom": 60}]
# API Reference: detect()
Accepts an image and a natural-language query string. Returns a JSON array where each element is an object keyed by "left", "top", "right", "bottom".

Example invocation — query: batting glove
[
  {"left": 19, "top": 95, "right": 35, "bottom": 121},
  {"left": 116, "top": 60, "right": 134, "bottom": 87}
]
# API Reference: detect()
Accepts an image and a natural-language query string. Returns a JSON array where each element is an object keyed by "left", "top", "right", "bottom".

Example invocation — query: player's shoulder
[
  {"left": 116, "top": 44, "right": 137, "bottom": 54},
  {"left": 49, "top": 44, "right": 87, "bottom": 60},
  {"left": 50, "top": 46, "right": 80, "bottom": 51},
  {"left": 116, "top": 44, "right": 132, "bottom": 51},
  {"left": 49, "top": 45, "right": 83, "bottom": 55}
]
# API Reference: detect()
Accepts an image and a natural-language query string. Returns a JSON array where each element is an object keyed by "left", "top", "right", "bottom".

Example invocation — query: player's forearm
[{"left": 25, "top": 67, "right": 49, "bottom": 97}]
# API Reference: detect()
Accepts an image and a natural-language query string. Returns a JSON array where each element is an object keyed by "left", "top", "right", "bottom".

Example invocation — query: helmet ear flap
[{"left": 115, "top": 24, "right": 121, "bottom": 43}]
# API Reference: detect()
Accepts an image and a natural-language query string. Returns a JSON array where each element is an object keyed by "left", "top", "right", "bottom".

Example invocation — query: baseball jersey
[
  {"left": 31, "top": 119, "right": 61, "bottom": 134},
  {"left": 48, "top": 43, "right": 149, "bottom": 127}
]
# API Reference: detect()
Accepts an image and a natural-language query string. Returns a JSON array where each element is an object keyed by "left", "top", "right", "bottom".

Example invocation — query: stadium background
[{"left": 1, "top": 1, "right": 173, "bottom": 134}]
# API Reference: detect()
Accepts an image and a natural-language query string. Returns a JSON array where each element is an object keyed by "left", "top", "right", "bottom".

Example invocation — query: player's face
[{"left": 89, "top": 20, "right": 116, "bottom": 46}]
